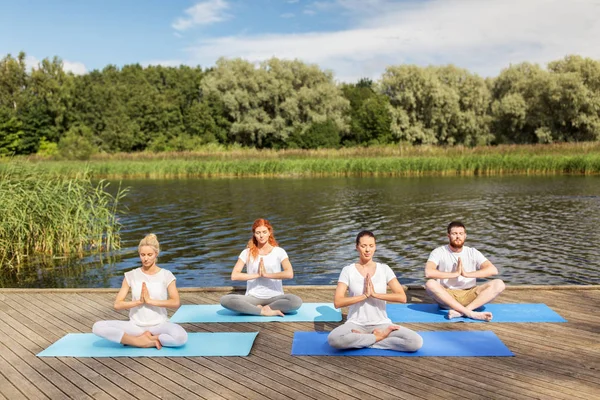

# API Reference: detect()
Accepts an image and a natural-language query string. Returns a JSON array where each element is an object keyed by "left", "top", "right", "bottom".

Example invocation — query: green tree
[
  {"left": 341, "top": 79, "right": 393, "bottom": 145},
  {"left": 490, "top": 56, "right": 600, "bottom": 144},
  {"left": 57, "top": 124, "right": 97, "bottom": 160},
  {"left": 381, "top": 64, "right": 492, "bottom": 145},
  {"left": 201, "top": 57, "right": 349, "bottom": 148}
]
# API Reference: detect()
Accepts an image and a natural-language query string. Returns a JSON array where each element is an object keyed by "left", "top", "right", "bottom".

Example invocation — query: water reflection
[{"left": 4, "top": 176, "right": 600, "bottom": 288}]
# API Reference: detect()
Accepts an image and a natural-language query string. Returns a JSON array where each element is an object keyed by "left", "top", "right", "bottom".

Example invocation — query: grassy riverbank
[
  {"left": 8, "top": 142, "right": 600, "bottom": 178},
  {"left": 0, "top": 164, "right": 126, "bottom": 268}
]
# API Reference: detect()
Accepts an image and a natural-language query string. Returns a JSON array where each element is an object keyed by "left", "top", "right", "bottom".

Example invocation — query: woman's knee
[
  {"left": 288, "top": 294, "right": 303, "bottom": 310},
  {"left": 220, "top": 294, "right": 234, "bottom": 308},
  {"left": 92, "top": 320, "right": 106, "bottom": 336},
  {"left": 327, "top": 332, "right": 344, "bottom": 349},
  {"left": 405, "top": 332, "right": 423, "bottom": 352},
  {"left": 173, "top": 328, "right": 188, "bottom": 346}
]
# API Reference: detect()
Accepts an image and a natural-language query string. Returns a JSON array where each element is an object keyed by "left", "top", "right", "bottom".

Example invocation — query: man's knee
[
  {"left": 425, "top": 279, "right": 442, "bottom": 292},
  {"left": 491, "top": 279, "right": 505, "bottom": 294}
]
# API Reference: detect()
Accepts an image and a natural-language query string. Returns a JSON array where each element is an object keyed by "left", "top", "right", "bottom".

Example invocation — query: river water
[{"left": 4, "top": 176, "right": 600, "bottom": 288}]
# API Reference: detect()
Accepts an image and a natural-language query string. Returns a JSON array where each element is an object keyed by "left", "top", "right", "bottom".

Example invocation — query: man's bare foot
[
  {"left": 468, "top": 311, "right": 493, "bottom": 321},
  {"left": 447, "top": 309, "right": 463, "bottom": 319},
  {"left": 373, "top": 325, "right": 400, "bottom": 342},
  {"left": 260, "top": 305, "right": 284, "bottom": 317},
  {"left": 448, "top": 309, "right": 492, "bottom": 321}
]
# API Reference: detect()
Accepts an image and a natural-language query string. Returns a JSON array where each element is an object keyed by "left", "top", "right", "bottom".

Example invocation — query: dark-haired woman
[{"left": 327, "top": 231, "right": 422, "bottom": 352}]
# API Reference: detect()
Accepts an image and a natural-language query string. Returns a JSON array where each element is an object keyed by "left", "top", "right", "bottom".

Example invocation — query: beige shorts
[{"left": 445, "top": 287, "right": 479, "bottom": 306}]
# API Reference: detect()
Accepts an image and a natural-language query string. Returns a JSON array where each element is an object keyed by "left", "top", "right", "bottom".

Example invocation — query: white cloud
[
  {"left": 63, "top": 61, "right": 87, "bottom": 75},
  {"left": 183, "top": 0, "right": 600, "bottom": 82},
  {"left": 142, "top": 59, "right": 184, "bottom": 68},
  {"left": 172, "top": 0, "right": 230, "bottom": 31},
  {"left": 24, "top": 55, "right": 87, "bottom": 75},
  {"left": 25, "top": 55, "right": 40, "bottom": 70},
  {"left": 280, "top": 13, "right": 295, "bottom": 19}
]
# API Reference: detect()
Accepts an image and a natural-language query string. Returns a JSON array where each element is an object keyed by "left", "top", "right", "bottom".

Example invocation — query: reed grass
[
  {"left": 0, "top": 163, "right": 127, "bottom": 268},
  {"left": 22, "top": 142, "right": 600, "bottom": 163},
  {"left": 9, "top": 152, "right": 600, "bottom": 179}
]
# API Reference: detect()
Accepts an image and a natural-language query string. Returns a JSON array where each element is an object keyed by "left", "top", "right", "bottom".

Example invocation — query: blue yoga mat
[
  {"left": 291, "top": 331, "right": 513, "bottom": 356},
  {"left": 386, "top": 303, "right": 566, "bottom": 323},
  {"left": 37, "top": 332, "right": 258, "bottom": 357},
  {"left": 170, "top": 303, "right": 341, "bottom": 323}
]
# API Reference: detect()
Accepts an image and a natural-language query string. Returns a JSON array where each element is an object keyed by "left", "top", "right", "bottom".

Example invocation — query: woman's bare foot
[
  {"left": 260, "top": 305, "right": 284, "bottom": 317},
  {"left": 373, "top": 325, "right": 400, "bottom": 342},
  {"left": 447, "top": 309, "right": 463, "bottom": 319},
  {"left": 140, "top": 331, "right": 162, "bottom": 349},
  {"left": 121, "top": 332, "right": 161, "bottom": 349}
]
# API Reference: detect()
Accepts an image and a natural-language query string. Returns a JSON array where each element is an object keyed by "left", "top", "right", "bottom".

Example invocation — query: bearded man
[{"left": 424, "top": 221, "right": 505, "bottom": 321}]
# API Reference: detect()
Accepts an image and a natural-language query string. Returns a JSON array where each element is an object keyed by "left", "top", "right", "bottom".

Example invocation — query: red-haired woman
[{"left": 220, "top": 219, "right": 302, "bottom": 316}]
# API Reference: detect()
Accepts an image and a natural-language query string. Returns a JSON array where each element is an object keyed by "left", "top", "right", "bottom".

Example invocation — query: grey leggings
[
  {"left": 327, "top": 321, "right": 423, "bottom": 352},
  {"left": 220, "top": 294, "right": 303, "bottom": 315}
]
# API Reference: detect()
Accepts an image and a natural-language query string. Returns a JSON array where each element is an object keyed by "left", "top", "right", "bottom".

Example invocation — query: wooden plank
[
  {"left": 1, "top": 288, "right": 599, "bottom": 400},
  {"left": 0, "top": 295, "right": 153, "bottom": 400},
  {"left": 0, "top": 343, "right": 50, "bottom": 400},
  {"left": 0, "top": 325, "right": 94, "bottom": 400},
  {"left": 0, "top": 368, "right": 28, "bottom": 400}
]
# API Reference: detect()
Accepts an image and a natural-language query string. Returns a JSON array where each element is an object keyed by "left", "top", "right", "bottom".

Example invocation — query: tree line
[{"left": 1, "top": 52, "right": 599, "bottom": 158}]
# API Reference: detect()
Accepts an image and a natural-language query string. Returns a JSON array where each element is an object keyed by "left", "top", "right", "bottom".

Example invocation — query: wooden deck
[{"left": 0, "top": 286, "right": 599, "bottom": 400}]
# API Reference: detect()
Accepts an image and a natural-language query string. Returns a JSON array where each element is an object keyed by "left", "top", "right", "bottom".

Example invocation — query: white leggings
[{"left": 92, "top": 320, "right": 188, "bottom": 347}]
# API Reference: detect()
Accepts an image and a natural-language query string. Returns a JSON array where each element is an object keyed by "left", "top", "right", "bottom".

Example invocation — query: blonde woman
[{"left": 92, "top": 234, "right": 187, "bottom": 349}]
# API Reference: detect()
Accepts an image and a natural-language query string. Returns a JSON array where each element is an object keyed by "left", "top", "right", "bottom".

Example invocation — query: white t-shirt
[
  {"left": 427, "top": 245, "right": 488, "bottom": 289},
  {"left": 125, "top": 267, "right": 176, "bottom": 326},
  {"left": 240, "top": 247, "right": 289, "bottom": 299},
  {"left": 338, "top": 263, "right": 396, "bottom": 326}
]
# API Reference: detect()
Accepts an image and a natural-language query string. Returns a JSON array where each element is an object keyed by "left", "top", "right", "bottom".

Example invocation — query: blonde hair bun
[{"left": 138, "top": 233, "right": 160, "bottom": 254}]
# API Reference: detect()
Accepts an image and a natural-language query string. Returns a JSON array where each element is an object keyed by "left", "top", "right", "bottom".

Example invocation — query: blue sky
[{"left": 1, "top": 0, "right": 599, "bottom": 82}]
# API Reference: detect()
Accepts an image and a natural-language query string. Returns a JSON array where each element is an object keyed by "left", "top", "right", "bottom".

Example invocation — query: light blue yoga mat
[
  {"left": 170, "top": 303, "right": 342, "bottom": 323},
  {"left": 386, "top": 303, "right": 566, "bottom": 323},
  {"left": 291, "top": 331, "right": 514, "bottom": 356},
  {"left": 37, "top": 332, "right": 258, "bottom": 357}
]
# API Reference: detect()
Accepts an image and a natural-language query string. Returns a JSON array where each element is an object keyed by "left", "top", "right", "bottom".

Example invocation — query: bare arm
[
  {"left": 145, "top": 281, "right": 181, "bottom": 309},
  {"left": 371, "top": 277, "right": 407, "bottom": 303},
  {"left": 424, "top": 260, "right": 460, "bottom": 279},
  {"left": 231, "top": 258, "right": 260, "bottom": 281},
  {"left": 333, "top": 282, "right": 368, "bottom": 309},
  {"left": 113, "top": 278, "right": 142, "bottom": 310},
  {"left": 263, "top": 258, "right": 294, "bottom": 280},
  {"left": 462, "top": 260, "right": 498, "bottom": 278}
]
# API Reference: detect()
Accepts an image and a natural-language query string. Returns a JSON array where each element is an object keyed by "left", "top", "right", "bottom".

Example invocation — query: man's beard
[{"left": 450, "top": 239, "right": 464, "bottom": 250}]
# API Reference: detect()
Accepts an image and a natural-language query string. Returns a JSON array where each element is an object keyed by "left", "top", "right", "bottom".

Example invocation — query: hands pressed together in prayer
[
  {"left": 453, "top": 257, "right": 473, "bottom": 278},
  {"left": 137, "top": 282, "right": 154, "bottom": 306},
  {"left": 363, "top": 273, "right": 375, "bottom": 299}
]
